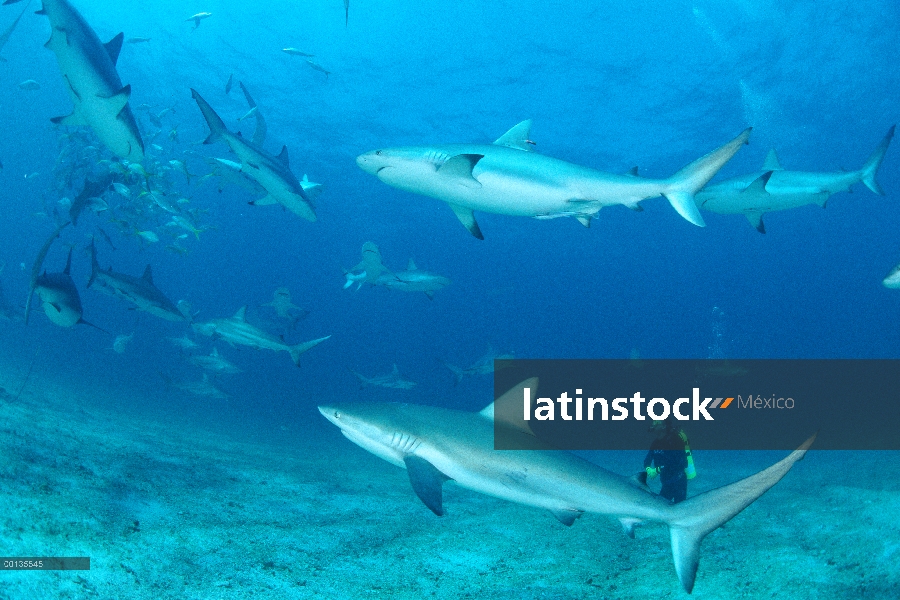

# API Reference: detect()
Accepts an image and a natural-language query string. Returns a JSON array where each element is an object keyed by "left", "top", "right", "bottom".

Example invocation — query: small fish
[
  {"left": 18, "top": 79, "right": 40, "bottom": 90},
  {"left": 168, "top": 214, "right": 203, "bottom": 239},
  {"left": 168, "top": 334, "right": 199, "bottom": 351},
  {"left": 127, "top": 162, "right": 150, "bottom": 178},
  {"left": 151, "top": 143, "right": 164, "bottom": 152},
  {"left": 282, "top": 47, "right": 314, "bottom": 57},
  {"left": 126, "top": 37, "right": 151, "bottom": 44},
  {"left": 237, "top": 106, "right": 258, "bottom": 121},
  {"left": 186, "top": 12, "right": 212, "bottom": 30},
  {"left": 136, "top": 230, "right": 159, "bottom": 243},
  {"left": 225, "top": 73, "right": 234, "bottom": 95},
  {"left": 113, "top": 332, "right": 134, "bottom": 354},
  {"left": 25, "top": 172, "right": 39, "bottom": 179},
  {"left": 168, "top": 126, "right": 179, "bottom": 142},
  {"left": 306, "top": 59, "right": 331, "bottom": 79},
  {"left": 112, "top": 182, "right": 131, "bottom": 197}
]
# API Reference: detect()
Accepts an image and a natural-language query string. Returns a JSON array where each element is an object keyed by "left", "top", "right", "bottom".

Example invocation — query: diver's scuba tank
[{"left": 679, "top": 430, "right": 697, "bottom": 479}]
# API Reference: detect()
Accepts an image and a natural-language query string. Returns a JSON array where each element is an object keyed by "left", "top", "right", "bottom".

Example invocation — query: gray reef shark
[
  {"left": 356, "top": 121, "right": 751, "bottom": 238},
  {"left": 192, "top": 306, "right": 330, "bottom": 366},
  {"left": 319, "top": 378, "right": 815, "bottom": 594},
  {"left": 25, "top": 224, "right": 102, "bottom": 330},
  {"left": 443, "top": 347, "right": 515, "bottom": 384},
  {"left": 696, "top": 126, "right": 894, "bottom": 232},
  {"left": 87, "top": 239, "right": 189, "bottom": 322},
  {"left": 189, "top": 347, "right": 243, "bottom": 374},
  {"left": 165, "top": 372, "right": 228, "bottom": 399},
  {"left": 39, "top": 0, "right": 144, "bottom": 162},
  {"left": 343, "top": 241, "right": 393, "bottom": 289},
  {"left": 349, "top": 364, "right": 417, "bottom": 390},
  {"left": 376, "top": 259, "right": 449, "bottom": 299},
  {"left": 261, "top": 287, "right": 309, "bottom": 325},
  {"left": 191, "top": 88, "right": 316, "bottom": 221}
]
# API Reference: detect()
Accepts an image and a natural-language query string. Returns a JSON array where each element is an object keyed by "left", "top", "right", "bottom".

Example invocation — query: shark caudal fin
[
  {"left": 190, "top": 89, "right": 229, "bottom": 144},
  {"left": 859, "top": 125, "right": 895, "bottom": 196},
  {"left": 664, "top": 129, "right": 752, "bottom": 227},
  {"left": 664, "top": 434, "right": 815, "bottom": 593},
  {"left": 288, "top": 335, "right": 331, "bottom": 366}
]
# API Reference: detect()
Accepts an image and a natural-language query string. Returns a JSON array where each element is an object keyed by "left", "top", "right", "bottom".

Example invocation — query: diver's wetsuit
[{"left": 644, "top": 429, "right": 688, "bottom": 503}]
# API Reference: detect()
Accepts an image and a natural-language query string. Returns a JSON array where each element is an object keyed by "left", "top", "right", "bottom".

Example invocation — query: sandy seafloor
[{"left": 1, "top": 352, "right": 898, "bottom": 600}]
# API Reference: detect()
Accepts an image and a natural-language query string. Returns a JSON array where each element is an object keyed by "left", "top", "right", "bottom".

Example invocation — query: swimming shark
[
  {"left": 343, "top": 241, "right": 393, "bottom": 289},
  {"left": 25, "top": 224, "right": 102, "bottom": 330},
  {"left": 696, "top": 126, "right": 895, "bottom": 232},
  {"left": 319, "top": 378, "right": 815, "bottom": 593},
  {"left": 375, "top": 259, "right": 450, "bottom": 299},
  {"left": 189, "top": 346, "right": 243, "bottom": 374},
  {"left": 192, "top": 306, "right": 330, "bottom": 366},
  {"left": 443, "top": 346, "right": 515, "bottom": 384},
  {"left": 0, "top": 0, "right": 30, "bottom": 63},
  {"left": 39, "top": 0, "right": 144, "bottom": 162},
  {"left": 357, "top": 121, "right": 751, "bottom": 238},
  {"left": 87, "top": 239, "right": 189, "bottom": 322},
  {"left": 69, "top": 173, "right": 114, "bottom": 226},
  {"left": 191, "top": 88, "right": 316, "bottom": 221},
  {"left": 349, "top": 364, "right": 417, "bottom": 390}
]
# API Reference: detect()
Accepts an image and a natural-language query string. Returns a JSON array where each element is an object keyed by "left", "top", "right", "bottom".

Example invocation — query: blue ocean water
[{"left": 0, "top": 0, "right": 898, "bottom": 597}]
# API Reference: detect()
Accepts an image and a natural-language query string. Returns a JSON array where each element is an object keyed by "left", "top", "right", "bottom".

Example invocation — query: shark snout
[
  {"left": 318, "top": 405, "right": 341, "bottom": 426},
  {"left": 356, "top": 151, "right": 390, "bottom": 176}
]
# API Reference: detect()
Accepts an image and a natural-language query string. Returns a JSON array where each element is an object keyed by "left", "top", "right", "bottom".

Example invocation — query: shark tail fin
[
  {"left": 190, "top": 89, "right": 228, "bottom": 144},
  {"left": 860, "top": 125, "right": 895, "bottom": 196},
  {"left": 288, "top": 335, "right": 331, "bottom": 367},
  {"left": 663, "top": 128, "right": 753, "bottom": 227},
  {"left": 664, "top": 434, "right": 815, "bottom": 593}
]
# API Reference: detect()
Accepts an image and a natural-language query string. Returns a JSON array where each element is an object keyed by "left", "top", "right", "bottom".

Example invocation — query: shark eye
[
  {"left": 333, "top": 411, "right": 341, "bottom": 419},
  {"left": 375, "top": 150, "right": 382, "bottom": 156}
]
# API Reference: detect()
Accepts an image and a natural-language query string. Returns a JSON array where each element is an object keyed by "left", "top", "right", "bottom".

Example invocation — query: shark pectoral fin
[
  {"left": 424, "top": 291, "right": 435, "bottom": 300},
  {"left": 575, "top": 215, "right": 591, "bottom": 228},
  {"left": 493, "top": 120, "right": 535, "bottom": 152},
  {"left": 549, "top": 508, "right": 583, "bottom": 527},
  {"left": 745, "top": 211, "right": 765, "bottom": 233},
  {"left": 276, "top": 145, "right": 290, "bottom": 167},
  {"left": 742, "top": 171, "right": 773, "bottom": 195},
  {"left": 97, "top": 85, "right": 131, "bottom": 118},
  {"left": 439, "top": 154, "right": 483, "bottom": 188},
  {"left": 448, "top": 204, "right": 484, "bottom": 240},
  {"left": 619, "top": 517, "right": 644, "bottom": 538},
  {"left": 403, "top": 455, "right": 451, "bottom": 516},
  {"left": 664, "top": 191, "right": 706, "bottom": 227},
  {"left": 51, "top": 110, "right": 88, "bottom": 127},
  {"left": 250, "top": 194, "right": 278, "bottom": 206}
]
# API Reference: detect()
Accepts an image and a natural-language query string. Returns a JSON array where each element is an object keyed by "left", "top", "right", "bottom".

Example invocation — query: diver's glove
[{"left": 645, "top": 466, "right": 660, "bottom": 479}]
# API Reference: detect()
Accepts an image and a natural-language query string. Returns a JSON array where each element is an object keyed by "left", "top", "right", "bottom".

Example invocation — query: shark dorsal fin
[
  {"left": 234, "top": 306, "right": 247, "bottom": 321},
  {"left": 626, "top": 166, "right": 639, "bottom": 177},
  {"left": 105, "top": 33, "right": 125, "bottom": 65},
  {"left": 142, "top": 264, "right": 154, "bottom": 283},
  {"left": 493, "top": 120, "right": 535, "bottom": 152},
  {"left": 479, "top": 377, "right": 538, "bottom": 437},
  {"left": 762, "top": 149, "right": 783, "bottom": 171},
  {"left": 407, "top": 259, "right": 417, "bottom": 271},
  {"left": 277, "top": 145, "right": 290, "bottom": 167},
  {"left": 392, "top": 364, "right": 399, "bottom": 374}
]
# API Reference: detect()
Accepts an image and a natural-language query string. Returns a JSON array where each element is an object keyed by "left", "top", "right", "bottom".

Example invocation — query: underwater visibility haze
[{"left": 0, "top": 0, "right": 898, "bottom": 597}]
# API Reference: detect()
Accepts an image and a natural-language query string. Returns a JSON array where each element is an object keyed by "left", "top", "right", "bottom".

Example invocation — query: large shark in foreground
[
  {"left": 39, "top": 0, "right": 144, "bottom": 162},
  {"left": 320, "top": 379, "right": 814, "bottom": 593},
  {"left": 87, "top": 239, "right": 189, "bottom": 322},
  {"left": 192, "top": 306, "right": 329, "bottom": 366},
  {"left": 696, "top": 126, "right": 894, "bottom": 232},
  {"left": 190, "top": 88, "right": 316, "bottom": 221},
  {"left": 357, "top": 121, "right": 751, "bottom": 238}
]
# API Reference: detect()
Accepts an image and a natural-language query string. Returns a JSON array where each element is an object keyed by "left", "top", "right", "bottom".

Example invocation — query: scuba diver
[{"left": 640, "top": 416, "right": 696, "bottom": 503}]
